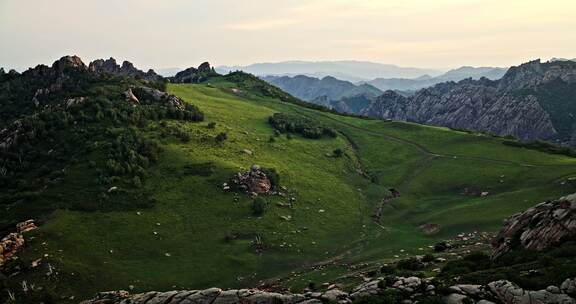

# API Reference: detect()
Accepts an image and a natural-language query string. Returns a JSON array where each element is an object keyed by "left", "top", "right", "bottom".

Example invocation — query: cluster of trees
[
  {"left": 268, "top": 113, "right": 337, "bottom": 139},
  {"left": 0, "top": 68, "right": 204, "bottom": 212},
  {"left": 98, "top": 128, "right": 161, "bottom": 187},
  {"left": 503, "top": 140, "right": 576, "bottom": 157}
]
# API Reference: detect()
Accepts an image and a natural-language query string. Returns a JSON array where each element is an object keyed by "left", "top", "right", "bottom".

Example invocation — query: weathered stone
[
  {"left": 444, "top": 293, "right": 469, "bottom": 304},
  {"left": 488, "top": 280, "right": 576, "bottom": 304},
  {"left": 492, "top": 193, "right": 576, "bottom": 258}
]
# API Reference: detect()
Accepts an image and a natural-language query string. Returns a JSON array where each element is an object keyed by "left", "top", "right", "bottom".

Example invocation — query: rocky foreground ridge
[
  {"left": 80, "top": 276, "right": 576, "bottom": 304},
  {"left": 81, "top": 193, "right": 576, "bottom": 304},
  {"left": 362, "top": 59, "right": 576, "bottom": 143}
]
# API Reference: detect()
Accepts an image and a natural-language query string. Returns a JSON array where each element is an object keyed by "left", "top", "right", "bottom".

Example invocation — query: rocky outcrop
[
  {"left": 0, "top": 220, "right": 36, "bottom": 266},
  {"left": 171, "top": 62, "right": 218, "bottom": 83},
  {"left": 131, "top": 86, "right": 186, "bottom": 110},
  {"left": 80, "top": 277, "right": 576, "bottom": 304},
  {"left": 228, "top": 165, "right": 272, "bottom": 195},
  {"left": 487, "top": 280, "right": 575, "bottom": 304},
  {"left": 492, "top": 193, "right": 576, "bottom": 259},
  {"left": 88, "top": 57, "right": 161, "bottom": 81},
  {"left": 363, "top": 59, "right": 576, "bottom": 143},
  {"left": 80, "top": 286, "right": 350, "bottom": 304}
]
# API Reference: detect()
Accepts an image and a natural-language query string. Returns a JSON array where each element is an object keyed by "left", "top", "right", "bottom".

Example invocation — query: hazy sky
[{"left": 1, "top": 0, "right": 575, "bottom": 71}]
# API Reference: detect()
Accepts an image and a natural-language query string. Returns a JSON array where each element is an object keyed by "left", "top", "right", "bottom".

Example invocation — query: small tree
[
  {"left": 251, "top": 197, "right": 266, "bottom": 216},
  {"left": 333, "top": 148, "right": 344, "bottom": 157},
  {"left": 207, "top": 122, "right": 216, "bottom": 129},
  {"left": 215, "top": 132, "right": 227, "bottom": 143}
]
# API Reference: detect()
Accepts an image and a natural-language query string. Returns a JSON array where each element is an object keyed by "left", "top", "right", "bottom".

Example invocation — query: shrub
[
  {"left": 354, "top": 289, "right": 401, "bottom": 304},
  {"left": 503, "top": 140, "right": 576, "bottom": 158},
  {"left": 215, "top": 132, "right": 227, "bottom": 143},
  {"left": 380, "top": 264, "right": 396, "bottom": 275},
  {"left": 207, "top": 122, "right": 216, "bottom": 129},
  {"left": 434, "top": 242, "right": 449, "bottom": 252},
  {"left": 422, "top": 254, "right": 435, "bottom": 263},
  {"left": 268, "top": 113, "right": 337, "bottom": 139},
  {"left": 333, "top": 148, "right": 344, "bottom": 157},
  {"left": 261, "top": 167, "right": 280, "bottom": 190},
  {"left": 251, "top": 197, "right": 266, "bottom": 216},
  {"left": 397, "top": 257, "right": 424, "bottom": 271}
]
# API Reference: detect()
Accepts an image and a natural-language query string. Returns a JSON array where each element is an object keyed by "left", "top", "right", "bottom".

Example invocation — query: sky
[{"left": 1, "top": 0, "right": 575, "bottom": 71}]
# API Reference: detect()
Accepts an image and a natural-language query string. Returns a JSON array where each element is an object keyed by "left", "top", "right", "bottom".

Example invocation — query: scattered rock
[
  {"left": 0, "top": 220, "right": 36, "bottom": 267},
  {"left": 228, "top": 165, "right": 272, "bottom": 195}
]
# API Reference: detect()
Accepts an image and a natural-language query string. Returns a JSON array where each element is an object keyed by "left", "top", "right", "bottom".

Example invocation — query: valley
[{"left": 3, "top": 63, "right": 576, "bottom": 302}]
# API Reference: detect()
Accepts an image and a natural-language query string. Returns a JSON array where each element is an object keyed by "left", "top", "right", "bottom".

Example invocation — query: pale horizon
[{"left": 1, "top": 0, "right": 575, "bottom": 72}]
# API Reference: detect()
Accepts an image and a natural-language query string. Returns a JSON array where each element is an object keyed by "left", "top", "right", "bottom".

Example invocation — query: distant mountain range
[
  {"left": 263, "top": 66, "right": 507, "bottom": 104},
  {"left": 262, "top": 75, "right": 383, "bottom": 102},
  {"left": 551, "top": 58, "right": 576, "bottom": 62},
  {"left": 216, "top": 60, "right": 444, "bottom": 82},
  {"left": 365, "top": 66, "right": 508, "bottom": 92},
  {"left": 363, "top": 59, "right": 576, "bottom": 144},
  {"left": 264, "top": 59, "right": 576, "bottom": 145}
]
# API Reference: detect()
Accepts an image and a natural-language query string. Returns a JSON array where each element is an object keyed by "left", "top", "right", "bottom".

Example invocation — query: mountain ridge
[
  {"left": 217, "top": 60, "right": 444, "bottom": 82},
  {"left": 363, "top": 59, "right": 576, "bottom": 143}
]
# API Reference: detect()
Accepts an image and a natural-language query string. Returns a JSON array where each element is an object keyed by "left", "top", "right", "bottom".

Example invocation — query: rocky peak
[
  {"left": 88, "top": 57, "right": 120, "bottom": 74},
  {"left": 120, "top": 60, "right": 137, "bottom": 72},
  {"left": 88, "top": 57, "right": 161, "bottom": 81},
  {"left": 171, "top": 62, "right": 218, "bottom": 83},
  {"left": 198, "top": 62, "right": 212, "bottom": 73},
  {"left": 497, "top": 59, "right": 576, "bottom": 91},
  {"left": 51, "top": 55, "right": 87, "bottom": 73}
]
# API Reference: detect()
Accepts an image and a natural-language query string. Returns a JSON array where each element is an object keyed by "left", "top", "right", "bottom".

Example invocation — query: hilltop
[{"left": 1, "top": 56, "right": 576, "bottom": 303}]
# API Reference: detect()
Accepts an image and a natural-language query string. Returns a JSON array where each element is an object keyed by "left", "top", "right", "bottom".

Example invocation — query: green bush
[
  {"left": 422, "top": 254, "right": 435, "bottom": 263},
  {"left": 397, "top": 257, "right": 424, "bottom": 271},
  {"left": 380, "top": 264, "right": 396, "bottom": 275},
  {"left": 251, "top": 197, "right": 267, "bottom": 216},
  {"left": 333, "top": 148, "right": 344, "bottom": 157},
  {"left": 215, "top": 132, "right": 227, "bottom": 143},
  {"left": 268, "top": 113, "right": 337, "bottom": 139},
  {"left": 261, "top": 167, "right": 280, "bottom": 190}
]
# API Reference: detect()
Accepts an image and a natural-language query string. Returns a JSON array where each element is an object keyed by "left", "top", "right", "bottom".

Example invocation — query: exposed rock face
[
  {"left": 52, "top": 55, "right": 87, "bottom": 73},
  {"left": 492, "top": 193, "right": 576, "bottom": 259},
  {"left": 123, "top": 88, "right": 140, "bottom": 105},
  {"left": 229, "top": 165, "right": 272, "bottom": 195},
  {"left": 88, "top": 57, "right": 162, "bottom": 81},
  {"left": 80, "top": 286, "right": 349, "bottom": 304},
  {"left": 363, "top": 59, "right": 576, "bottom": 143},
  {"left": 488, "top": 280, "right": 575, "bottom": 304},
  {"left": 81, "top": 277, "right": 576, "bottom": 304},
  {"left": 171, "top": 62, "right": 218, "bottom": 83},
  {"left": 132, "top": 86, "right": 185, "bottom": 110},
  {"left": 0, "top": 220, "right": 36, "bottom": 266},
  {"left": 366, "top": 66, "right": 508, "bottom": 92}
]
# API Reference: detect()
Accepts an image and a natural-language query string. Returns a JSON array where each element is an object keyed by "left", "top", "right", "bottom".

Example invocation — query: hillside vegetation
[{"left": 2, "top": 59, "right": 576, "bottom": 303}]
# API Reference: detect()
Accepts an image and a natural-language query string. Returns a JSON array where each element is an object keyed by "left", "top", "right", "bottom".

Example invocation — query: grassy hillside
[{"left": 4, "top": 75, "right": 576, "bottom": 303}]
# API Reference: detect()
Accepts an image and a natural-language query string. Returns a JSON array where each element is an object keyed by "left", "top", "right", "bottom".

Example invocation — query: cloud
[{"left": 223, "top": 18, "right": 301, "bottom": 31}]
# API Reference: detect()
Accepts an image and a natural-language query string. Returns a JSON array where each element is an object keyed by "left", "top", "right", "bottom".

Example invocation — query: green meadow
[{"left": 12, "top": 82, "right": 576, "bottom": 302}]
